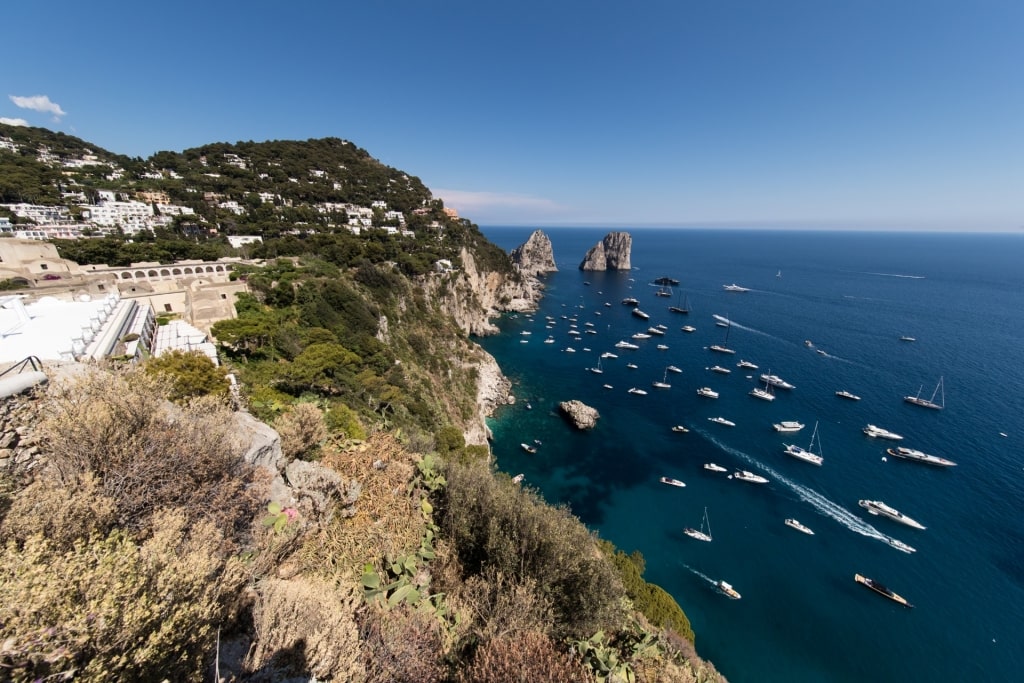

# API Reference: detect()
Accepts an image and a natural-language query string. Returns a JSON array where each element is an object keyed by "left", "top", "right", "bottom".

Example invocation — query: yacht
[
  {"left": 888, "top": 538, "right": 917, "bottom": 554},
  {"left": 615, "top": 340, "right": 640, "bottom": 349},
  {"left": 632, "top": 308, "right": 651, "bottom": 320},
  {"left": 600, "top": 351, "right": 618, "bottom": 359},
  {"left": 733, "top": 470, "right": 769, "bottom": 484},
  {"left": 722, "top": 284, "right": 751, "bottom": 292},
  {"left": 520, "top": 443, "right": 536, "bottom": 454},
  {"left": 835, "top": 390, "right": 861, "bottom": 401},
  {"left": 716, "top": 580, "right": 742, "bottom": 599},
  {"left": 602, "top": 384, "right": 613, "bottom": 390},
  {"left": 627, "top": 387, "right": 648, "bottom": 395},
  {"left": 659, "top": 476, "right": 686, "bottom": 488},
  {"left": 710, "top": 365, "right": 731, "bottom": 375},
  {"left": 647, "top": 327, "right": 665, "bottom": 336},
  {"left": 854, "top": 574, "right": 913, "bottom": 608},
  {"left": 783, "top": 421, "right": 824, "bottom": 465},
  {"left": 621, "top": 297, "right": 639, "bottom": 306},
  {"left": 858, "top": 500, "right": 926, "bottom": 529},
  {"left": 703, "top": 463, "right": 728, "bottom": 473},
  {"left": 785, "top": 519, "right": 814, "bottom": 535},
  {"left": 737, "top": 359, "right": 759, "bottom": 370},
  {"left": 709, "top": 344, "right": 736, "bottom": 354},
  {"left": 671, "top": 425, "right": 690, "bottom": 433},
  {"left": 564, "top": 347, "right": 576, "bottom": 353},
  {"left": 773, "top": 421, "right": 805, "bottom": 433},
  {"left": 899, "top": 335, "right": 916, "bottom": 342},
  {"left": 632, "top": 332, "right": 652, "bottom": 340},
  {"left": 626, "top": 363, "right": 638, "bottom": 369},
  {"left": 683, "top": 507, "right": 713, "bottom": 542},
  {"left": 709, "top": 416, "right": 735, "bottom": 427},
  {"left": 681, "top": 325, "right": 697, "bottom": 333},
  {"left": 760, "top": 373, "right": 795, "bottom": 390},
  {"left": 749, "top": 385, "right": 776, "bottom": 402},
  {"left": 666, "top": 365, "right": 683, "bottom": 373},
  {"left": 696, "top": 387, "right": 719, "bottom": 399},
  {"left": 862, "top": 424, "right": 904, "bottom": 440},
  {"left": 904, "top": 376, "right": 944, "bottom": 410},
  {"left": 886, "top": 446, "right": 958, "bottom": 467},
  {"left": 656, "top": 344, "right": 670, "bottom": 350}
]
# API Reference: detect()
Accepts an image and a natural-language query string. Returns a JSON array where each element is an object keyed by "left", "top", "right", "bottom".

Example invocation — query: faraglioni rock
[
  {"left": 558, "top": 400, "right": 600, "bottom": 430},
  {"left": 579, "top": 231, "right": 632, "bottom": 271},
  {"left": 510, "top": 229, "right": 557, "bottom": 276}
]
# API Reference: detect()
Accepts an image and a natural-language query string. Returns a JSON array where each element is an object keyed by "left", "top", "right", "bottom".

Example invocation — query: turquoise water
[{"left": 477, "top": 227, "right": 1024, "bottom": 683}]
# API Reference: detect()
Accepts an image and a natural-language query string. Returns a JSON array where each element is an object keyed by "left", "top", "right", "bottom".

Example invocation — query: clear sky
[{"left": 3, "top": 1, "right": 1022, "bottom": 230}]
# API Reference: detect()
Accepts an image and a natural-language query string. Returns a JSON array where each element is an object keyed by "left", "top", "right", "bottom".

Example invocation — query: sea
[{"left": 475, "top": 226, "right": 1024, "bottom": 683}]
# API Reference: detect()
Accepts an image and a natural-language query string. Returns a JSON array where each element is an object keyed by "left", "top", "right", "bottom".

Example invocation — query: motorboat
[
  {"left": 621, "top": 297, "right": 639, "bottom": 306},
  {"left": 564, "top": 347, "right": 576, "bottom": 353},
  {"left": 888, "top": 538, "right": 917, "bottom": 554},
  {"left": 716, "top": 580, "right": 742, "bottom": 599},
  {"left": 709, "top": 344, "right": 736, "bottom": 354},
  {"left": 632, "top": 333, "right": 652, "bottom": 339},
  {"left": 627, "top": 387, "right": 648, "bottom": 395},
  {"left": 712, "top": 314, "right": 731, "bottom": 327},
  {"left": 737, "top": 359, "right": 759, "bottom": 369},
  {"left": 681, "top": 325, "right": 696, "bottom": 333},
  {"left": 647, "top": 326, "right": 665, "bottom": 336},
  {"left": 886, "top": 446, "right": 957, "bottom": 467},
  {"left": 704, "top": 462, "right": 728, "bottom": 472},
  {"left": 512, "top": 473, "right": 525, "bottom": 484},
  {"left": 601, "top": 352, "right": 618, "bottom": 358},
  {"left": 785, "top": 519, "right": 814, "bottom": 535},
  {"left": 520, "top": 443, "right": 536, "bottom": 454},
  {"left": 835, "top": 390, "right": 861, "bottom": 401},
  {"left": 697, "top": 387, "right": 719, "bottom": 399},
  {"left": 671, "top": 425, "right": 690, "bottom": 433},
  {"left": 760, "top": 373, "right": 795, "bottom": 390},
  {"left": 602, "top": 384, "right": 613, "bottom": 390},
  {"left": 615, "top": 341, "right": 640, "bottom": 349},
  {"left": 710, "top": 366, "right": 731, "bottom": 375},
  {"left": 656, "top": 344, "right": 669, "bottom": 350},
  {"left": 709, "top": 416, "right": 735, "bottom": 426},
  {"left": 654, "top": 276, "right": 681, "bottom": 286},
  {"left": 660, "top": 476, "right": 686, "bottom": 488},
  {"left": 773, "top": 421, "right": 805, "bottom": 433},
  {"left": 904, "top": 376, "right": 944, "bottom": 410},
  {"left": 666, "top": 365, "right": 682, "bottom": 373},
  {"left": 631, "top": 308, "right": 651, "bottom": 320},
  {"left": 683, "top": 507, "right": 713, "bottom": 542},
  {"left": 854, "top": 574, "right": 913, "bottom": 608},
  {"left": 722, "top": 284, "right": 751, "bottom": 292},
  {"left": 626, "top": 362, "right": 638, "bottom": 369},
  {"left": 863, "top": 424, "right": 904, "bottom": 440},
  {"left": 733, "top": 470, "right": 769, "bottom": 484},
  {"left": 858, "top": 500, "right": 926, "bottom": 529},
  {"left": 899, "top": 335, "right": 916, "bottom": 342}
]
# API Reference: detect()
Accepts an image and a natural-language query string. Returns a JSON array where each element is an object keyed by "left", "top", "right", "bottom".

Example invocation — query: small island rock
[
  {"left": 510, "top": 229, "right": 558, "bottom": 276},
  {"left": 558, "top": 400, "right": 600, "bottom": 430},
  {"left": 579, "top": 231, "right": 632, "bottom": 271}
]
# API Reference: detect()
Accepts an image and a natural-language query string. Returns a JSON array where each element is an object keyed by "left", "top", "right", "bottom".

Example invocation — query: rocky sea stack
[
  {"left": 510, "top": 229, "right": 558, "bottom": 276},
  {"left": 558, "top": 400, "right": 600, "bottom": 430},
  {"left": 579, "top": 231, "right": 632, "bottom": 271}
]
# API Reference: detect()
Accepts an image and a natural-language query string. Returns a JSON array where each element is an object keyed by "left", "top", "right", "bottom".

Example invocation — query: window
[
  {"left": 97, "top": 284, "right": 105, "bottom": 291},
  {"left": 220, "top": 293, "right": 227, "bottom": 299},
  {"left": 164, "top": 304, "right": 172, "bottom": 312},
  {"left": 40, "top": 263, "right": 48, "bottom": 270}
]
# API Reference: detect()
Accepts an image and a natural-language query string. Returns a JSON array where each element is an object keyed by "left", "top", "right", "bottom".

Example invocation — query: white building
[{"left": 227, "top": 236, "right": 263, "bottom": 248}]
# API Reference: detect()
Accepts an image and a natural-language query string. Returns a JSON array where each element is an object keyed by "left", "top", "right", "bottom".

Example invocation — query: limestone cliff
[
  {"left": 510, "top": 230, "right": 558, "bottom": 276},
  {"left": 579, "top": 231, "right": 632, "bottom": 271}
]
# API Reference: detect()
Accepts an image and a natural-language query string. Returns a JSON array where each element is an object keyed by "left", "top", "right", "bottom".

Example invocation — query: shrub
[
  {"left": 604, "top": 544, "right": 694, "bottom": 642},
  {"left": 359, "top": 604, "right": 446, "bottom": 683},
  {"left": 144, "top": 349, "right": 230, "bottom": 403},
  {"left": 458, "top": 629, "right": 594, "bottom": 683},
  {"left": 324, "top": 400, "right": 367, "bottom": 440},
  {"left": 1, "top": 472, "right": 116, "bottom": 550},
  {"left": 0, "top": 510, "right": 242, "bottom": 682},
  {"left": 275, "top": 402, "right": 328, "bottom": 460}
]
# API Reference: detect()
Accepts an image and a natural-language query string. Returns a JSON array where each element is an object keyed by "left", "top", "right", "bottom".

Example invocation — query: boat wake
[
  {"left": 711, "top": 315, "right": 786, "bottom": 344},
  {"left": 701, "top": 433, "right": 889, "bottom": 542},
  {"left": 683, "top": 564, "right": 717, "bottom": 587},
  {"left": 862, "top": 271, "right": 926, "bottom": 279}
]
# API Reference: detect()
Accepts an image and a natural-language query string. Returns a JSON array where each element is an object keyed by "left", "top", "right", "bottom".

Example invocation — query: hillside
[{"left": 0, "top": 125, "right": 726, "bottom": 682}]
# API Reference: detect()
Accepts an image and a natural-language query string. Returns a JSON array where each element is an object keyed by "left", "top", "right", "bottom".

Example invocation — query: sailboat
[
  {"left": 783, "top": 420, "right": 824, "bottom": 465},
  {"left": 669, "top": 291, "right": 690, "bottom": 314},
  {"left": 904, "top": 376, "right": 944, "bottom": 410},
  {"left": 588, "top": 357, "right": 603, "bottom": 374},
  {"left": 709, "top": 319, "right": 735, "bottom": 354},
  {"left": 652, "top": 367, "right": 671, "bottom": 389},
  {"left": 683, "top": 507, "right": 712, "bottom": 542}
]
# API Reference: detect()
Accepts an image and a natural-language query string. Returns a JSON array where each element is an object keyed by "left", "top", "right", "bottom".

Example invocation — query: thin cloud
[
  {"left": 433, "top": 188, "right": 563, "bottom": 215},
  {"left": 0, "top": 117, "right": 29, "bottom": 126},
  {"left": 9, "top": 94, "right": 67, "bottom": 121}
]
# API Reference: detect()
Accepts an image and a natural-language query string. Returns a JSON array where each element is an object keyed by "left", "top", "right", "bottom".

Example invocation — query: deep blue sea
[{"left": 476, "top": 227, "right": 1024, "bottom": 683}]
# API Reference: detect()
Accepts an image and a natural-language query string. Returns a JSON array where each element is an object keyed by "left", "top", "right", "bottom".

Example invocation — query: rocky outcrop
[
  {"left": 579, "top": 231, "right": 632, "bottom": 271},
  {"left": 558, "top": 400, "right": 600, "bottom": 430},
  {"left": 465, "top": 348, "right": 513, "bottom": 446},
  {"left": 510, "top": 230, "right": 557, "bottom": 276}
]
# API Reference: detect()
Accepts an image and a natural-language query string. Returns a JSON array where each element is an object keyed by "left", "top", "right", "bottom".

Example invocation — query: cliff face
[
  {"left": 579, "top": 231, "right": 632, "bottom": 271},
  {"left": 510, "top": 230, "right": 558, "bottom": 276}
]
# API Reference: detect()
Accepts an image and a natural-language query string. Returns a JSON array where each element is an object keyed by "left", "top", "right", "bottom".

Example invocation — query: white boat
[
  {"left": 703, "top": 462, "right": 728, "bottom": 473},
  {"left": 717, "top": 580, "right": 742, "bottom": 599},
  {"left": 622, "top": 297, "right": 639, "bottom": 306},
  {"left": 858, "top": 499, "right": 926, "bottom": 529},
  {"left": 904, "top": 376, "right": 944, "bottom": 410},
  {"left": 666, "top": 365, "right": 682, "bottom": 374},
  {"left": 683, "top": 507, "right": 713, "bottom": 542},
  {"left": 626, "top": 362, "right": 638, "bottom": 369},
  {"left": 709, "top": 416, "right": 736, "bottom": 426},
  {"left": 709, "top": 344, "right": 736, "bottom": 354},
  {"left": 512, "top": 473, "right": 525, "bottom": 483},
  {"left": 737, "top": 359, "right": 759, "bottom": 370},
  {"left": 722, "top": 284, "right": 751, "bottom": 292},
  {"left": 733, "top": 470, "right": 769, "bottom": 484},
  {"left": 784, "top": 421, "right": 824, "bottom": 465},
  {"left": 785, "top": 518, "right": 814, "bottom": 535},
  {"left": 632, "top": 308, "right": 651, "bottom": 320},
  {"left": 749, "top": 379, "right": 775, "bottom": 402},
  {"left": 660, "top": 476, "right": 686, "bottom": 488},
  {"left": 544, "top": 337, "right": 555, "bottom": 344},
  {"left": 899, "top": 335, "right": 916, "bottom": 342},
  {"left": 603, "top": 384, "right": 613, "bottom": 390},
  {"left": 601, "top": 351, "right": 618, "bottom": 359},
  {"left": 835, "top": 390, "right": 861, "bottom": 401},
  {"left": 564, "top": 347, "right": 576, "bottom": 353},
  {"left": 520, "top": 443, "right": 536, "bottom": 454},
  {"left": 647, "top": 326, "right": 665, "bottom": 336},
  {"left": 760, "top": 373, "right": 795, "bottom": 390},
  {"left": 669, "top": 292, "right": 690, "bottom": 314},
  {"left": 862, "top": 424, "right": 904, "bottom": 440},
  {"left": 656, "top": 344, "right": 669, "bottom": 350},
  {"left": 615, "top": 340, "right": 640, "bottom": 349},
  {"left": 652, "top": 368, "right": 672, "bottom": 389},
  {"left": 712, "top": 314, "right": 731, "bottom": 326},
  {"left": 520, "top": 331, "right": 532, "bottom": 336},
  {"left": 888, "top": 538, "right": 917, "bottom": 554},
  {"left": 697, "top": 386, "right": 719, "bottom": 399},
  {"left": 710, "top": 365, "right": 731, "bottom": 375},
  {"left": 773, "top": 421, "right": 805, "bottom": 433},
  {"left": 681, "top": 325, "right": 696, "bottom": 333},
  {"left": 886, "top": 446, "right": 958, "bottom": 467},
  {"left": 671, "top": 425, "right": 689, "bottom": 433},
  {"left": 627, "top": 387, "right": 648, "bottom": 395},
  {"left": 588, "top": 358, "right": 604, "bottom": 374}
]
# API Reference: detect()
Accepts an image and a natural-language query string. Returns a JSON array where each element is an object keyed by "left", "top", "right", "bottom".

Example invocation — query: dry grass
[
  {"left": 275, "top": 402, "right": 328, "bottom": 460},
  {"left": 456, "top": 629, "right": 595, "bottom": 683}
]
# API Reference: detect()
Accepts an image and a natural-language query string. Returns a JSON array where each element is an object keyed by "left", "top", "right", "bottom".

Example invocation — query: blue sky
[{"left": 3, "top": 1, "right": 1022, "bottom": 230}]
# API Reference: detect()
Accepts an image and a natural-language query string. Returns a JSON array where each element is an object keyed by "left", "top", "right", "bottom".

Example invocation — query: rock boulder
[
  {"left": 558, "top": 400, "right": 600, "bottom": 430},
  {"left": 510, "top": 230, "right": 558, "bottom": 276},
  {"left": 579, "top": 231, "right": 632, "bottom": 271}
]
